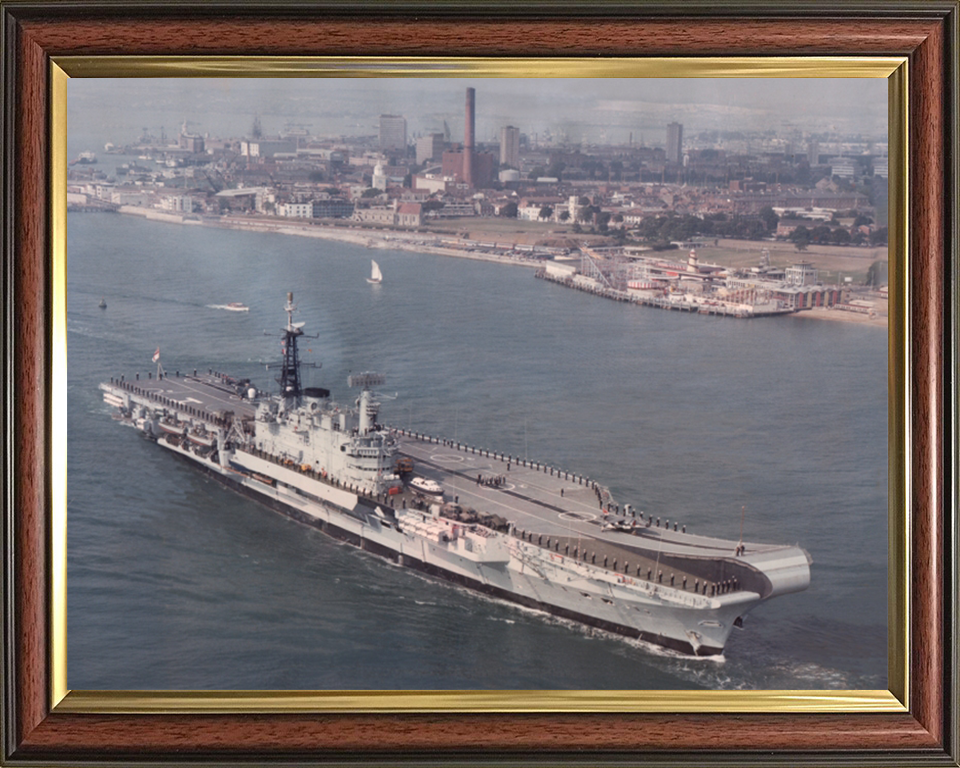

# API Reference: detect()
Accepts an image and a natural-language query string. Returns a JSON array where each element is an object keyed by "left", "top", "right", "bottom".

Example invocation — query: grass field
[
  {"left": 421, "top": 217, "right": 612, "bottom": 248},
  {"left": 698, "top": 239, "right": 889, "bottom": 285}
]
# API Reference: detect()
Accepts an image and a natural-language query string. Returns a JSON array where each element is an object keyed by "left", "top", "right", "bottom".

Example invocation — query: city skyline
[{"left": 68, "top": 77, "right": 888, "bottom": 155}]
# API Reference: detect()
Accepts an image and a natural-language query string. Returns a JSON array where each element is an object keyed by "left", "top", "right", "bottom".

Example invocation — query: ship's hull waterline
[{"left": 148, "top": 430, "right": 740, "bottom": 656}]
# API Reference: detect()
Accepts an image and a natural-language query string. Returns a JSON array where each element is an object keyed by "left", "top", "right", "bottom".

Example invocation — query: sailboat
[{"left": 366, "top": 260, "right": 383, "bottom": 285}]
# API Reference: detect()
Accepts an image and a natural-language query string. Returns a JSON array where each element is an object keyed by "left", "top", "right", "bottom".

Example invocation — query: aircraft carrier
[{"left": 100, "top": 292, "right": 811, "bottom": 657}]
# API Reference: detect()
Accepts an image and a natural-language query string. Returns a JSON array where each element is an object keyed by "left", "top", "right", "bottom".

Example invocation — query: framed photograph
[{"left": 2, "top": 2, "right": 956, "bottom": 765}]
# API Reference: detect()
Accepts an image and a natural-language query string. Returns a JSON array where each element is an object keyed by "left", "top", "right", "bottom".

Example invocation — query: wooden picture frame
[{"left": 2, "top": 2, "right": 957, "bottom": 764}]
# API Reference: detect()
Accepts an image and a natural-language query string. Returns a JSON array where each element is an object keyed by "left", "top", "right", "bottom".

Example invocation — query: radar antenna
[
  {"left": 276, "top": 292, "right": 318, "bottom": 403},
  {"left": 348, "top": 372, "right": 386, "bottom": 435}
]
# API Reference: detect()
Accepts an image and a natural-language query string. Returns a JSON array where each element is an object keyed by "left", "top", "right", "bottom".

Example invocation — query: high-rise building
[
  {"left": 500, "top": 125, "right": 520, "bottom": 168},
  {"left": 666, "top": 122, "right": 683, "bottom": 164},
  {"left": 416, "top": 133, "right": 445, "bottom": 165},
  {"left": 807, "top": 140, "right": 820, "bottom": 166},
  {"left": 379, "top": 115, "right": 407, "bottom": 152}
]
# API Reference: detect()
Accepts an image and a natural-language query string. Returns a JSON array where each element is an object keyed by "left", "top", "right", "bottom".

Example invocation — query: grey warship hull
[{"left": 101, "top": 342, "right": 811, "bottom": 658}]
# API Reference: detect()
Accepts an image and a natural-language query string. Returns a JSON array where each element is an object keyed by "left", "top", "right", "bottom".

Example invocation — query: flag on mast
[{"left": 152, "top": 347, "right": 160, "bottom": 363}]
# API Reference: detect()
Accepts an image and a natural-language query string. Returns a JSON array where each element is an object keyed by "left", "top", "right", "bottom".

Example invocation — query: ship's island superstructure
[{"left": 100, "top": 292, "right": 811, "bottom": 657}]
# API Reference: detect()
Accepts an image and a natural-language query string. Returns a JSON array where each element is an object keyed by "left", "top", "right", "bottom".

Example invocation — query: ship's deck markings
[
  {"left": 401, "top": 444, "right": 601, "bottom": 539},
  {"left": 120, "top": 378, "right": 779, "bottom": 568},
  {"left": 396, "top": 436, "right": 774, "bottom": 566},
  {"left": 429, "top": 453, "right": 464, "bottom": 463},
  {"left": 402, "top": 447, "right": 712, "bottom": 588},
  {"left": 113, "top": 374, "right": 258, "bottom": 420}
]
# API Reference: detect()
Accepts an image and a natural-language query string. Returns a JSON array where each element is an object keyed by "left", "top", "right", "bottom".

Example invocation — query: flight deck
[{"left": 104, "top": 368, "right": 796, "bottom": 598}]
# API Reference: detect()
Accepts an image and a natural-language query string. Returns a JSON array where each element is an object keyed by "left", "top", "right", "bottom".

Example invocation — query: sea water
[{"left": 66, "top": 213, "right": 887, "bottom": 690}]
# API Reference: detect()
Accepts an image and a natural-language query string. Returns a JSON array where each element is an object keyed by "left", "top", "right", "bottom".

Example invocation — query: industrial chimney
[{"left": 464, "top": 87, "right": 475, "bottom": 188}]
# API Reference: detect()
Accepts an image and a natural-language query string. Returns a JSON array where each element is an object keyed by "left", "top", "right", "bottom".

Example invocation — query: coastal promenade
[
  {"left": 210, "top": 214, "right": 550, "bottom": 268},
  {"left": 102, "top": 204, "right": 887, "bottom": 327}
]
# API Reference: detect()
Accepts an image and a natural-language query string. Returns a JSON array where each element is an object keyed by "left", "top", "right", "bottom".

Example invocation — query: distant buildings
[
  {"left": 160, "top": 194, "right": 194, "bottom": 213},
  {"left": 240, "top": 139, "right": 295, "bottom": 158},
  {"left": 830, "top": 157, "right": 857, "bottom": 179},
  {"left": 311, "top": 197, "right": 355, "bottom": 219},
  {"left": 278, "top": 201, "right": 313, "bottom": 218},
  {"left": 372, "top": 160, "right": 388, "bottom": 191},
  {"left": 352, "top": 199, "right": 422, "bottom": 228},
  {"left": 397, "top": 202, "right": 422, "bottom": 227},
  {"left": 379, "top": 114, "right": 407, "bottom": 152},
  {"left": 413, "top": 173, "right": 459, "bottom": 194},
  {"left": 517, "top": 196, "right": 563, "bottom": 221},
  {"left": 441, "top": 87, "right": 497, "bottom": 188},
  {"left": 785, "top": 262, "right": 819, "bottom": 286},
  {"left": 178, "top": 120, "right": 204, "bottom": 154},
  {"left": 500, "top": 125, "right": 520, "bottom": 168},
  {"left": 178, "top": 133, "right": 204, "bottom": 154},
  {"left": 441, "top": 148, "right": 497, "bottom": 188},
  {"left": 71, "top": 86, "right": 888, "bottom": 280},
  {"left": 416, "top": 133, "right": 445, "bottom": 164},
  {"left": 666, "top": 122, "right": 683, "bottom": 164}
]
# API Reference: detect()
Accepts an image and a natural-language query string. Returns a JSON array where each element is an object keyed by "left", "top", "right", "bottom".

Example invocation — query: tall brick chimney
[{"left": 464, "top": 87, "right": 475, "bottom": 187}]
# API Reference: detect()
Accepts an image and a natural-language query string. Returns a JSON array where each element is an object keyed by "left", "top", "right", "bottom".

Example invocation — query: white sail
[{"left": 367, "top": 260, "right": 383, "bottom": 284}]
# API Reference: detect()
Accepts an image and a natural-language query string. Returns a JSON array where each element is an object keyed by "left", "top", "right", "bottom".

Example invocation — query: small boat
[
  {"left": 409, "top": 477, "right": 443, "bottom": 497},
  {"left": 98, "top": 297, "right": 107, "bottom": 309},
  {"left": 187, "top": 429, "right": 216, "bottom": 448},
  {"left": 224, "top": 302, "right": 249, "bottom": 312},
  {"left": 366, "top": 260, "right": 383, "bottom": 285},
  {"left": 158, "top": 419, "right": 187, "bottom": 436}
]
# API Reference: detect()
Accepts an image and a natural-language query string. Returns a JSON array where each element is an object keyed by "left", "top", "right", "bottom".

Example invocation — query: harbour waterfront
[{"left": 68, "top": 212, "right": 887, "bottom": 690}]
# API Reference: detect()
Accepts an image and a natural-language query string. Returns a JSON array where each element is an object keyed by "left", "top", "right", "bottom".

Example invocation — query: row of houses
[{"left": 352, "top": 201, "right": 423, "bottom": 228}]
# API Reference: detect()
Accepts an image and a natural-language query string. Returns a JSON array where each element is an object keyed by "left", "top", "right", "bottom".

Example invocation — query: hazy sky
[{"left": 69, "top": 77, "right": 888, "bottom": 152}]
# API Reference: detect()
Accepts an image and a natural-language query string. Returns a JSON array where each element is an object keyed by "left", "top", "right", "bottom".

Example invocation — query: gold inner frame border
[{"left": 49, "top": 55, "right": 908, "bottom": 715}]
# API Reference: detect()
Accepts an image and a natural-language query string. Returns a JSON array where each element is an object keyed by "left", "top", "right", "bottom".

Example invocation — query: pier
[{"left": 535, "top": 268, "right": 797, "bottom": 319}]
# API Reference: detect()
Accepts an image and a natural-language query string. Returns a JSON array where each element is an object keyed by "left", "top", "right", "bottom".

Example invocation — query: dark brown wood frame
[{"left": 2, "top": 2, "right": 957, "bottom": 765}]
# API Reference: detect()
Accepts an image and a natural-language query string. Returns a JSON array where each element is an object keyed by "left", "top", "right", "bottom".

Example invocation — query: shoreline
[
  {"left": 209, "top": 215, "right": 547, "bottom": 269},
  {"left": 111, "top": 206, "right": 888, "bottom": 326},
  {"left": 789, "top": 306, "right": 888, "bottom": 328}
]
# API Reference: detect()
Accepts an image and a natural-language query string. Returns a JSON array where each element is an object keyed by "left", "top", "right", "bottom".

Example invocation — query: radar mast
[{"left": 278, "top": 292, "right": 305, "bottom": 402}]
